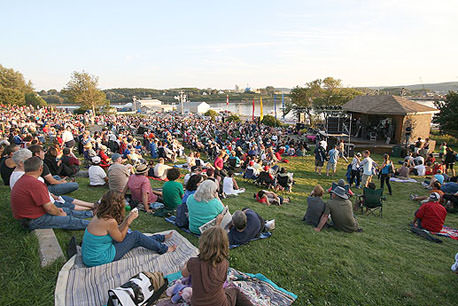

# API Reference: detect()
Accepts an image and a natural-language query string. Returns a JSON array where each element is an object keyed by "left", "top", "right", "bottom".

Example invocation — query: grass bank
[{"left": 0, "top": 155, "right": 457, "bottom": 305}]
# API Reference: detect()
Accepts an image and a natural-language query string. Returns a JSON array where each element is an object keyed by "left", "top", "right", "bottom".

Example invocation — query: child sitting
[{"left": 181, "top": 226, "right": 254, "bottom": 306}]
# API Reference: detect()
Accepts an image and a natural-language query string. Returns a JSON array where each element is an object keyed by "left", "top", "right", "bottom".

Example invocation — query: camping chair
[
  {"left": 358, "top": 187, "right": 385, "bottom": 217},
  {"left": 277, "top": 173, "right": 294, "bottom": 191},
  {"left": 243, "top": 168, "right": 257, "bottom": 180},
  {"left": 255, "top": 171, "right": 275, "bottom": 188}
]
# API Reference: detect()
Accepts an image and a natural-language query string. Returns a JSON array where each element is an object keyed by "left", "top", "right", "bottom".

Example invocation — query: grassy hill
[{"left": 0, "top": 154, "right": 457, "bottom": 305}]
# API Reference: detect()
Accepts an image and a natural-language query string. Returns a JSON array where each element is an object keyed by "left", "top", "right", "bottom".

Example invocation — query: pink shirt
[
  {"left": 127, "top": 175, "right": 158, "bottom": 204},
  {"left": 214, "top": 157, "right": 224, "bottom": 170}
]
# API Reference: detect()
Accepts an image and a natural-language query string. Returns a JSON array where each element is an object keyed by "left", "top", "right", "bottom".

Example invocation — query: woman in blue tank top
[
  {"left": 380, "top": 154, "right": 394, "bottom": 195},
  {"left": 82, "top": 191, "right": 176, "bottom": 267}
]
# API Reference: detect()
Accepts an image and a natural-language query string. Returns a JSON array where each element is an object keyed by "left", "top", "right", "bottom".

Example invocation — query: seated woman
[
  {"left": 0, "top": 144, "right": 18, "bottom": 185},
  {"left": 82, "top": 191, "right": 176, "bottom": 267},
  {"left": 43, "top": 146, "right": 65, "bottom": 177},
  {"left": 176, "top": 174, "right": 203, "bottom": 228},
  {"left": 98, "top": 145, "right": 111, "bottom": 169},
  {"left": 396, "top": 162, "right": 410, "bottom": 178},
  {"left": 187, "top": 180, "right": 225, "bottom": 234},
  {"left": 303, "top": 185, "right": 326, "bottom": 227},
  {"left": 124, "top": 163, "right": 162, "bottom": 213},
  {"left": 254, "top": 190, "right": 290, "bottom": 206},
  {"left": 181, "top": 226, "right": 253, "bottom": 306},
  {"left": 222, "top": 170, "right": 245, "bottom": 196},
  {"left": 276, "top": 167, "right": 294, "bottom": 192}
]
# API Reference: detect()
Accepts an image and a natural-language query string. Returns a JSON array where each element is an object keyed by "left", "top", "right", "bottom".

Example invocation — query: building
[
  {"left": 132, "top": 97, "right": 175, "bottom": 113},
  {"left": 185, "top": 102, "right": 211, "bottom": 114},
  {"left": 342, "top": 95, "right": 438, "bottom": 145}
]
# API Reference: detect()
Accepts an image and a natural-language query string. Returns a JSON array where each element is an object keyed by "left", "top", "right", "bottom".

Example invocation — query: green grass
[{"left": 1, "top": 155, "right": 457, "bottom": 306}]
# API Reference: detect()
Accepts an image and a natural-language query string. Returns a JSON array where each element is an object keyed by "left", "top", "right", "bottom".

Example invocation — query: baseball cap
[{"left": 111, "top": 153, "right": 122, "bottom": 161}]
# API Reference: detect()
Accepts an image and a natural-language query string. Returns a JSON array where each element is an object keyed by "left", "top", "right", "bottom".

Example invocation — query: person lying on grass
[
  {"left": 181, "top": 226, "right": 254, "bottom": 306},
  {"left": 410, "top": 181, "right": 444, "bottom": 203},
  {"left": 254, "top": 190, "right": 290, "bottom": 206},
  {"left": 227, "top": 209, "right": 272, "bottom": 246},
  {"left": 82, "top": 190, "right": 176, "bottom": 267},
  {"left": 314, "top": 186, "right": 362, "bottom": 233}
]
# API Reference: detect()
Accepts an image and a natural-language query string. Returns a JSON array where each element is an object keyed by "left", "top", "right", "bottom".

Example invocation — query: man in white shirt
[
  {"left": 88, "top": 156, "right": 108, "bottom": 186},
  {"left": 153, "top": 157, "right": 172, "bottom": 180},
  {"left": 62, "top": 126, "right": 75, "bottom": 148},
  {"left": 360, "top": 150, "right": 374, "bottom": 187},
  {"left": 411, "top": 160, "right": 426, "bottom": 176}
]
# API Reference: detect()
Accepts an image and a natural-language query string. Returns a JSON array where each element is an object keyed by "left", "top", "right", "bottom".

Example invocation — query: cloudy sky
[{"left": 1, "top": 0, "right": 457, "bottom": 90}]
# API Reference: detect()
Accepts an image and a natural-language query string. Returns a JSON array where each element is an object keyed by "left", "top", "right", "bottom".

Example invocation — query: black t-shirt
[
  {"left": 41, "top": 163, "right": 51, "bottom": 185},
  {"left": 303, "top": 196, "right": 326, "bottom": 227}
]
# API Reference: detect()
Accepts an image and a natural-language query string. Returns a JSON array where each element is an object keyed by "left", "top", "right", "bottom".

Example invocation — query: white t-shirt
[
  {"left": 62, "top": 130, "right": 74, "bottom": 143},
  {"left": 361, "top": 157, "right": 374, "bottom": 176},
  {"left": 154, "top": 163, "right": 171, "bottom": 179},
  {"left": 89, "top": 165, "right": 107, "bottom": 186},
  {"left": 222, "top": 177, "right": 244, "bottom": 195},
  {"left": 414, "top": 164, "right": 426, "bottom": 176}
]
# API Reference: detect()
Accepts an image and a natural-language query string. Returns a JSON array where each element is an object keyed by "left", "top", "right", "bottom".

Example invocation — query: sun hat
[
  {"left": 134, "top": 163, "right": 148, "bottom": 174},
  {"left": 331, "top": 186, "right": 349, "bottom": 199},
  {"left": 111, "top": 153, "right": 122, "bottom": 161},
  {"left": 91, "top": 156, "right": 101, "bottom": 164},
  {"left": 338, "top": 179, "right": 346, "bottom": 187}
]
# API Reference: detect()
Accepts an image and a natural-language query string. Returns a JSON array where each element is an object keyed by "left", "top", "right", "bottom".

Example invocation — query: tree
[
  {"left": 0, "top": 64, "right": 33, "bottom": 93},
  {"left": 62, "top": 71, "right": 108, "bottom": 114},
  {"left": 261, "top": 114, "right": 282, "bottom": 127},
  {"left": 0, "top": 87, "right": 25, "bottom": 105},
  {"left": 25, "top": 92, "right": 47, "bottom": 107},
  {"left": 204, "top": 109, "right": 218, "bottom": 120},
  {"left": 226, "top": 114, "right": 241, "bottom": 122},
  {"left": 434, "top": 91, "right": 458, "bottom": 138}
]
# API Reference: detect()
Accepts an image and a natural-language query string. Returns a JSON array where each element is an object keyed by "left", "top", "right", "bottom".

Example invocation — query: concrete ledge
[{"left": 33, "top": 229, "right": 65, "bottom": 267}]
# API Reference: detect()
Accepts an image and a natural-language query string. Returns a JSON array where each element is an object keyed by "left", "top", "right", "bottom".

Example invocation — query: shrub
[
  {"left": 204, "top": 109, "right": 218, "bottom": 120},
  {"left": 226, "top": 114, "right": 240, "bottom": 122},
  {"left": 261, "top": 114, "right": 282, "bottom": 127}
]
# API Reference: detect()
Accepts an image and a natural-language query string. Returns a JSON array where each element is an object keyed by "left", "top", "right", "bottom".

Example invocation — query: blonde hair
[{"left": 198, "top": 226, "right": 229, "bottom": 266}]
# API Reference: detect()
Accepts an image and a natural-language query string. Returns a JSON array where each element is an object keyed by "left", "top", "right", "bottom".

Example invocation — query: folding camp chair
[
  {"left": 277, "top": 173, "right": 293, "bottom": 191},
  {"left": 358, "top": 187, "right": 385, "bottom": 217}
]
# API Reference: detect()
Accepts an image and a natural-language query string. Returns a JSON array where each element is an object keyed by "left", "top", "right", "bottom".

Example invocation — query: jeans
[
  {"left": 380, "top": 174, "right": 392, "bottom": 195},
  {"left": 113, "top": 231, "right": 168, "bottom": 260},
  {"left": 54, "top": 195, "right": 75, "bottom": 210},
  {"left": 47, "top": 175, "right": 79, "bottom": 195},
  {"left": 28, "top": 207, "right": 91, "bottom": 230}
]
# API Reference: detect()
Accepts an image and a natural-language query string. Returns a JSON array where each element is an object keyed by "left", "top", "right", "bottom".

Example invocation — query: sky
[{"left": 1, "top": 0, "right": 458, "bottom": 90}]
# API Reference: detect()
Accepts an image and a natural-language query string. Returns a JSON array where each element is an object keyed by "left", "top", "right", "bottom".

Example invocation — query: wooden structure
[{"left": 342, "top": 95, "right": 438, "bottom": 146}]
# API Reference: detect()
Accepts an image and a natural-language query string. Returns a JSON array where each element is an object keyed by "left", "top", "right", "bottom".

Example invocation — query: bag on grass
[{"left": 107, "top": 272, "right": 168, "bottom": 306}]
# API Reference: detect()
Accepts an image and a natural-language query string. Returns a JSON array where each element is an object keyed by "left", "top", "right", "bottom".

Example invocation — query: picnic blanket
[
  {"left": 390, "top": 177, "right": 417, "bottom": 183},
  {"left": 55, "top": 230, "right": 199, "bottom": 306},
  {"left": 165, "top": 215, "right": 273, "bottom": 249},
  {"left": 159, "top": 268, "right": 297, "bottom": 306},
  {"left": 431, "top": 225, "right": 458, "bottom": 240}
]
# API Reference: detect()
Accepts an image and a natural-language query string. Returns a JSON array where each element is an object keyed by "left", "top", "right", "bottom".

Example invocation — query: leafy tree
[
  {"left": 0, "top": 64, "right": 33, "bottom": 93},
  {"left": 62, "top": 71, "right": 108, "bottom": 114},
  {"left": 25, "top": 92, "right": 47, "bottom": 107},
  {"left": 434, "top": 91, "right": 458, "bottom": 138},
  {"left": 204, "top": 109, "right": 218, "bottom": 120},
  {"left": 0, "top": 87, "right": 25, "bottom": 105},
  {"left": 261, "top": 114, "right": 282, "bottom": 127},
  {"left": 42, "top": 94, "right": 64, "bottom": 104},
  {"left": 226, "top": 114, "right": 241, "bottom": 122}
]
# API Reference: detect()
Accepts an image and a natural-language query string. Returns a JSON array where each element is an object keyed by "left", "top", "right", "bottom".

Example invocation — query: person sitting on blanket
[
  {"left": 10, "top": 156, "right": 93, "bottom": 230},
  {"left": 108, "top": 153, "right": 133, "bottom": 193},
  {"left": 395, "top": 162, "right": 410, "bottom": 178},
  {"left": 181, "top": 226, "right": 254, "bottom": 306},
  {"left": 176, "top": 174, "right": 204, "bottom": 228},
  {"left": 314, "top": 186, "right": 362, "bottom": 233},
  {"left": 187, "top": 180, "right": 225, "bottom": 234},
  {"left": 154, "top": 168, "right": 183, "bottom": 217},
  {"left": 411, "top": 181, "right": 444, "bottom": 203},
  {"left": 123, "top": 163, "right": 162, "bottom": 213},
  {"left": 303, "top": 185, "right": 326, "bottom": 227},
  {"left": 82, "top": 190, "right": 176, "bottom": 267},
  {"left": 327, "top": 179, "right": 354, "bottom": 197},
  {"left": 153, "top": 157, "right": 172, "bottom": 180},
  {"left": 227, "top": 209, "right": 265, "bottom": 246},
  {"left": 411, "top": 192, "right": 447, "bottom": 233},
  {"left": 254, "top": 190, "right": 290, "bottom": 206}
]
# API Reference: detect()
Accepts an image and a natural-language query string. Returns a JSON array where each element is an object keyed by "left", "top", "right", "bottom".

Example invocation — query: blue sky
[{"left": 1, "top": 0, "right": 457, "bottom": 90}]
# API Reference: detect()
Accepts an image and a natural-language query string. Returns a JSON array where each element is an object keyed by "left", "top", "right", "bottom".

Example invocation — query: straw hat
[{"left": 134, "top": 163, "right": 148, "bottom": 174}]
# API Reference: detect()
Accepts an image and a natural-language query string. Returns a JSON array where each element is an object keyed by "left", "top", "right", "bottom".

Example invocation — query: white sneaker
[
  {"left": 265, "top": 219, "right": 276, "bottom": 231},
  {"left": 451, "top": 253, "right": 458, "bottom": 272}
]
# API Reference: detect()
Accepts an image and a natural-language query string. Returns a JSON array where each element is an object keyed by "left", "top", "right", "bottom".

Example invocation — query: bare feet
[
  {"left": 164, "top": 231, "right": 174, "bottom": 240},
  {"left": 167, "top": 244, "right": 177, "bottom": 252}
]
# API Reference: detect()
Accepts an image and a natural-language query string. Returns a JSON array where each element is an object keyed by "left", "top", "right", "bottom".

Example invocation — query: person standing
[
  {"left": 314, "top": 144, "right": 327, "bottom": 175},
  {"left": 326, "top": 145, "right": 339, "bottom": 177},
  {"left": 380, "top": 154, "right": 394, "bottom": 195},
  {"left": 338, "top": 139, "right": 348, "bottom": 162},
  {"left": 444, "top": 147, "right": 456, "bottom": 177},
  {"left": 360, "top": 150, "right": 374, "bottom": 188},
  {"left": 349, "top": 152, "right": 361, "bottom": 188}
]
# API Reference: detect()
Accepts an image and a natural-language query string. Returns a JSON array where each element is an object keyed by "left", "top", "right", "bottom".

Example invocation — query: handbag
[{"left": 107, "top": 272, "right": 168, "bottom": 306}]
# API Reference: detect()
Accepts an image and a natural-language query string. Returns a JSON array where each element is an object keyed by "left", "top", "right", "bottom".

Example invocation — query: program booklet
[{"left": 199, "top": 206, "right": 232, "bottom": 234}]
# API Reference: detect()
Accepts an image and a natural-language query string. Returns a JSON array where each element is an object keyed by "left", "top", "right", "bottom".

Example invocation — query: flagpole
[
  {"left": 274, "top": 94, "right": 277, "bottom": 120},
  {"left": 281, "top": 92, "right": 285, "bottom": 119}
]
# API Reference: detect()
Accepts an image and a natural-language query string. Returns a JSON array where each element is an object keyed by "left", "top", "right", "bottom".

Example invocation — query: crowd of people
[{"left": 1, "top": 103, "right": 457, "bottom": 304}]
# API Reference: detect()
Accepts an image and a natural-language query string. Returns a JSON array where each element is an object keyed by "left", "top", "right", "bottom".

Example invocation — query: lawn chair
[
  {"left": 358, "top": 187, "right": 385, "bottom": 217},
  {"left": 277, "top": 173, "right": 294, "bottom": 191}
]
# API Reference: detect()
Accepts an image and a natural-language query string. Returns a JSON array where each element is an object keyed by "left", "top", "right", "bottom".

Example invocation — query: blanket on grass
[
  {"left": 164, "top": 215, "right": 272, "bottom": 249},
  {"left": 158, "top": 268, "right": 297, "bottom": 306},
  {"left": 431, "top": 225, "right": 458, "bottom": 240},
  {"left": 390, "top": 177, "right": 417, "bottom": 183},
  {"left": 54, "top": 230, "right": 199, "bottom": 306}
]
